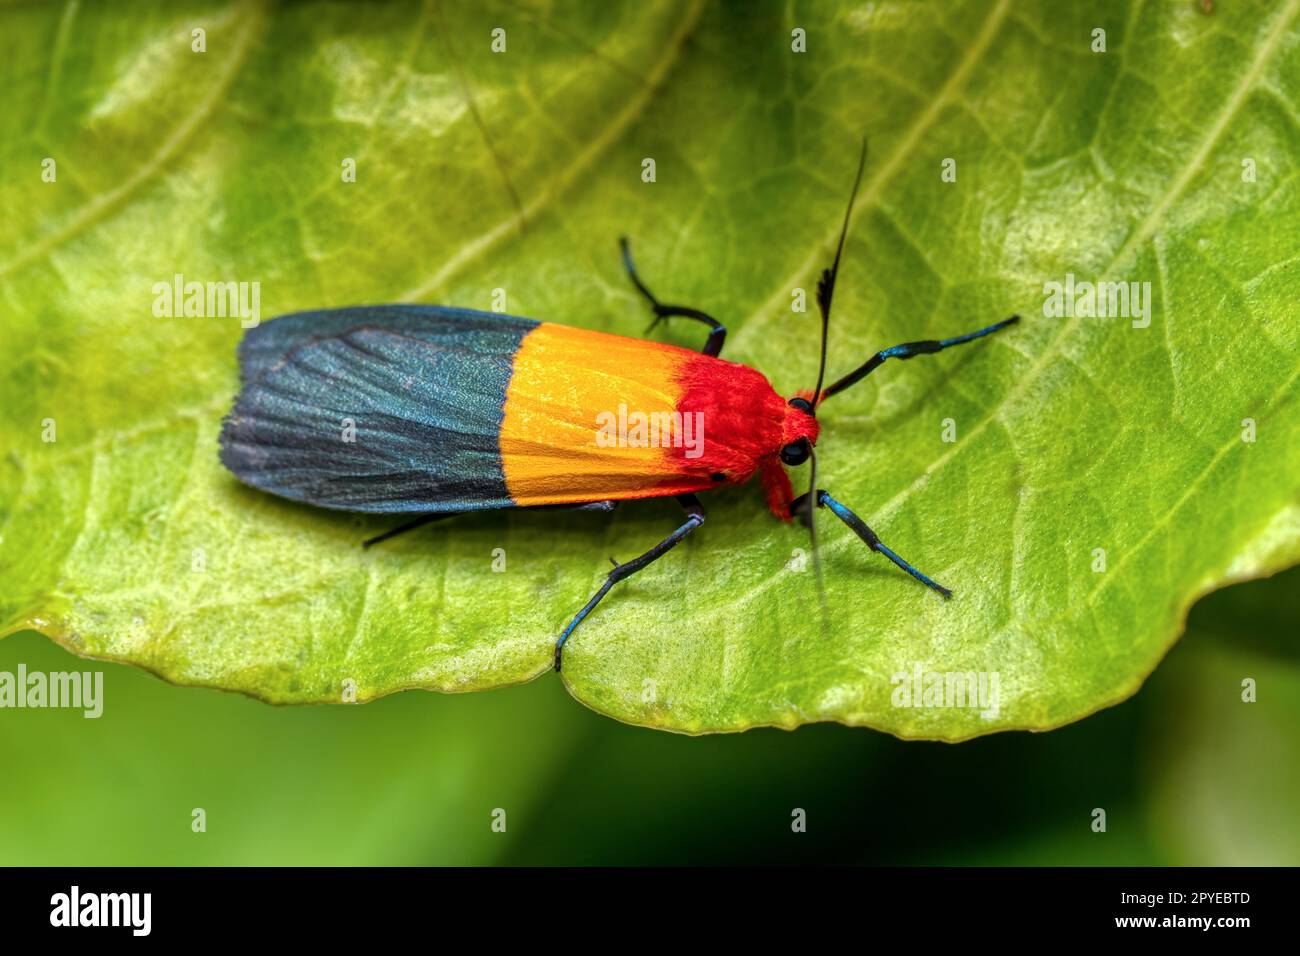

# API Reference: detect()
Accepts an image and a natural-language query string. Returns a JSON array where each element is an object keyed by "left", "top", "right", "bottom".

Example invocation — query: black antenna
[
  {"left": 803, "top": 446, "right": 822, "bottom": 582},
  {"left": 798, "top": 137, "right": 868, "bottom": 612},
  {"left": 793, "top": 449, "right": 830, "bottom": 627},
  {"left": 813, "top": 136, "right": 868, "bottom": 404}
]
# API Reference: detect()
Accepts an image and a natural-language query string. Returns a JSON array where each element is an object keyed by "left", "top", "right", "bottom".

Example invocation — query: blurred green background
[{"left": 1, "top": 564, "right": 1295, "bottom": 865}]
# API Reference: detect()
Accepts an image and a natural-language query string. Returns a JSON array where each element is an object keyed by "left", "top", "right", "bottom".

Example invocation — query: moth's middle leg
[{"left": 554, "top": 493, "right": 705, "bottom": 671}]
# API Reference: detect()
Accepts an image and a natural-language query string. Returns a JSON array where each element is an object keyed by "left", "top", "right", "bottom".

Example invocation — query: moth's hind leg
[
  {"left": 554, "top": 494, "right": 705, "bottom": 671},
  {"left": 619, "top": 237, "right": 726, "bottom": 357},
  {"left": 362, "top": 500, "right": 618, "bottom": 548},
  {"left": 362, "top": 513, "right": 452, "bottom": 548},
  {"left": 539, "top": 500, "right": 618, "bottom": 515}
]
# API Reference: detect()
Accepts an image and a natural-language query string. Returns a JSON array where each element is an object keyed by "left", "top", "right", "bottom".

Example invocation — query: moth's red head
[
  {"left": 778, "top": 394, "right": 820, "bottom": 461},
  {"left": 758, "top": 394, "right": 821, "bottom": 522}
]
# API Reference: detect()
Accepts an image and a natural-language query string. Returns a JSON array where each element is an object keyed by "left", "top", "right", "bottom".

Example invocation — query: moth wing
[
  {"left": 220, "top": 319, "right": 529, "bottom": 512},
  {"left": 236, "top": 305, "right": 534, "bottom": 384}
]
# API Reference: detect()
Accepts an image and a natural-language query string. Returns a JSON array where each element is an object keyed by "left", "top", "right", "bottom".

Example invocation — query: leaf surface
[{"left": 2, "top": 0, "right": 1297, "bottom": 736}]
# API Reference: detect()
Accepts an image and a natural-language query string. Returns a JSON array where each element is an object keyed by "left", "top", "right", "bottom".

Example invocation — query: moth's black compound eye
[
  {"left": 788, "top": 397, "right": 814, "bottom": 415},
  {"left": 780, "top": 437, "right": 811, "bottom": 466}
]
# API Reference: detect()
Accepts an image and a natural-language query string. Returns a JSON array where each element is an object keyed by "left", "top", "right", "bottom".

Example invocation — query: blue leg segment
[
  {"left": 821, "top": 315, "right": 1018, "bottom": 399},
  {"left": 554, "top": 494, "right": 706, "bottom": 671},
  {"left": 817, "top": 491, "right": 952, "bottom": 599}
]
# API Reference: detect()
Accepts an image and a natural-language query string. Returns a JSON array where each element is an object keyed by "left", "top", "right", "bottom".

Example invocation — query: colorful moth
[{"left": 219, "top": 142, "right": 1018, "bottom": 670}]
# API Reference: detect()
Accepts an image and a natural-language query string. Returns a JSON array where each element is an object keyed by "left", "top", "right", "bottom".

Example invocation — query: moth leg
[
  {"left": 554, "top": 494, "right": 705, "bottom": 671},
  {"left": 362, "top": 513, "right": 451, "bottom": 549},
  {"left": 537, "top": 500, "right": 618, "bottom": 514},
  {"left": 619, "top": 237, "right": 726, "bottom": 357},
  {"left": 821, "top": 316, "right": 1019, "bottom": 398},
  {"left": 814, "top": 490, "right": 952, "bottom": 598},
  {"left": 363, "top": 500, "right": 617, "bottom": 548}
]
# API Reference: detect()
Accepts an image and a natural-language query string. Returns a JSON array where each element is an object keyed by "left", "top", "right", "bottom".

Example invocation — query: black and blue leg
[
  {"left": 554, "top": 493, "right": 705, "bottom": 671},
  {"left": 619, "top": 237, "right": 726, "bottom": 357},
  {"left": 814, "top": 490, "right": 952, "bottom": 598},
  {"left": 821, "top": 315, "right": 1019, "bottom": 399}
]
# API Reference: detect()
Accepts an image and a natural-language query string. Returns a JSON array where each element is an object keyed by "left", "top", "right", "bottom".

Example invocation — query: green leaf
[{"left": 2, "top": 0, "right": 1297, "bottom": 737}]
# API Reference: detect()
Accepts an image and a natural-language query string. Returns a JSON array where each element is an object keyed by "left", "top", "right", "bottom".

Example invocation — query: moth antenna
[
  {"left": 795, "top": 447, "right": 830, "bottom": 627},
  {"left": 813, "top": 137, "right": 868, "bottom": 404}
]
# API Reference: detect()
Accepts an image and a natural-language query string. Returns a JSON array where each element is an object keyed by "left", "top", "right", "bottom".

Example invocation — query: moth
[{"left": 220, "top": 142, "right": 1018, "bottom": 669}]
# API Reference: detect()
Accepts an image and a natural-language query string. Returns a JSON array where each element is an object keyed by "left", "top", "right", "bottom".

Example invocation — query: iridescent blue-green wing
[
  {"left": 235, "top": 305, "right": 535, "bottom": 383},
  {"left": 219, "top": 307, "right": 537, "bottom": 513}
]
